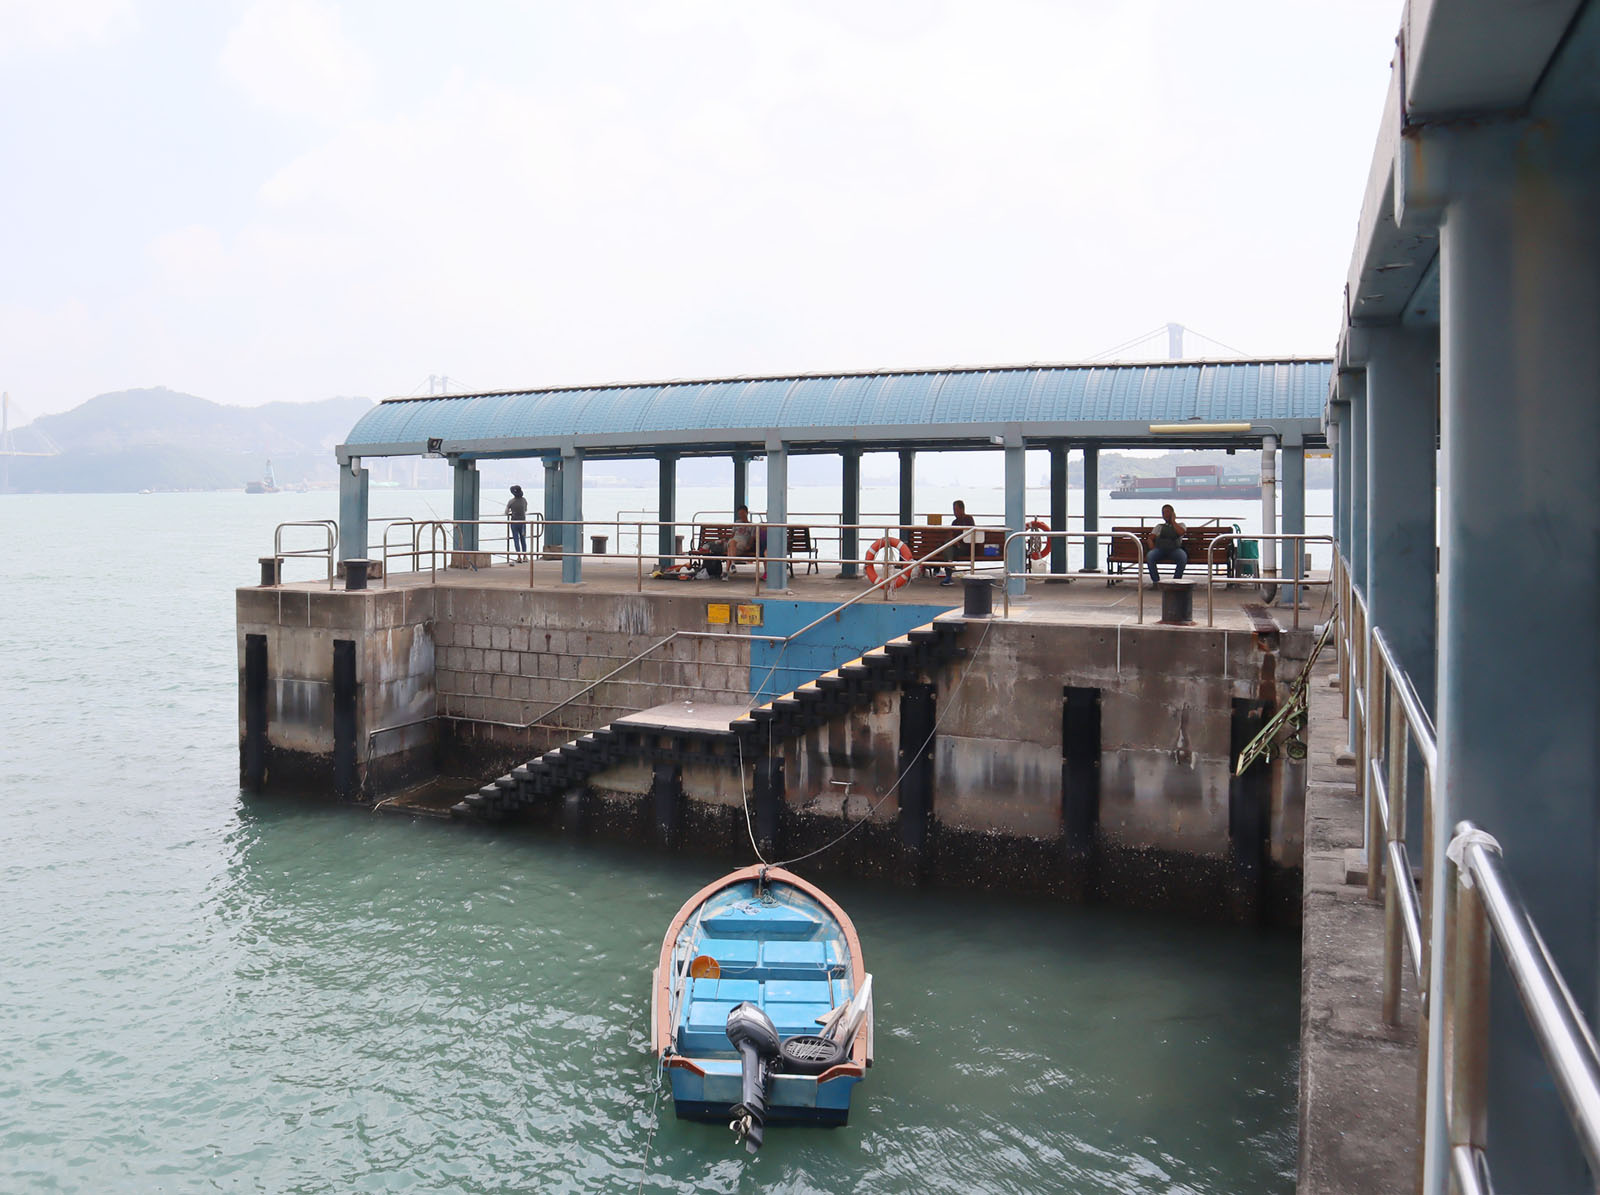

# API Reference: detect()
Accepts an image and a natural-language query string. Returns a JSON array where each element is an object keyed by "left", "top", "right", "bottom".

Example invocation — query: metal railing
[
  {"left": 441, "top": 526, "right": 983, "bottom": 735},
  {"left": 1201, "top": 532, "right": 1334, "bottom": 629},
  {"left": 1335, "top": 551, "right": 1600, "bottom": 1193},
  {"left": 998, "top": 531, "right": 1150, "bottom": 621},
  {"left": 273, "top": 521, "right": 339, "bottom": 589}
]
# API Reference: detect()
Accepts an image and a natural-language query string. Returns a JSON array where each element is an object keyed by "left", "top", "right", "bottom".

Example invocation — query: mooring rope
[
  {"left": 634, "top": 1076, "right": 665, "bottom": 1194},
  {"left": 743, "top": 613, "right": 996, "bottom": 872}
]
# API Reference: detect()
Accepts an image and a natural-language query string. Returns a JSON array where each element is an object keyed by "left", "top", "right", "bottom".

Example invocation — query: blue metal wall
[{"left": 747, "top": 600, "right": 958, "bottom": 699}]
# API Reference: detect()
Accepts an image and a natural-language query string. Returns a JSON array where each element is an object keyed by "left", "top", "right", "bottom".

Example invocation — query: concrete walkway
[{"left": 1298, "top": 650, "right": 1419, "bottom": 1193}]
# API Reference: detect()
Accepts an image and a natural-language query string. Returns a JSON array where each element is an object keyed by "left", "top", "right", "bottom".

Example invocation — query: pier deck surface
[
  {"left": 292, "top": 558, "right": 1328, "bottom": 634},
  {"left": 1297, "top": 651, "right": 1419, "bottom": 1192}
]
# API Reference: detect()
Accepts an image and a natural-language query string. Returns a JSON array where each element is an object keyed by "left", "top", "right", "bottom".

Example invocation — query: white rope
[
  {"left": 1446, "top": 827, "right": 1502, "bottom": 888},
  {"left": 634, "top": 1078, "right": 665, "bottom": 1194}
]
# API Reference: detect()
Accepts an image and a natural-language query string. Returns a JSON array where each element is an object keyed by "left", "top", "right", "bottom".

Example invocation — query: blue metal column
[
  {"left": 1328, "top": 398, "right": 1349, "bottom": 566},
  {"left": 657, "top": 453, "right": 677, "bottom": 571},
  {"left": 1430, "top": 143, "right": 1600, "bottom": 1193},
  {"left": 732, "top": 453, "right": 748, "bottom": 515},
  {"left": 765, "top": 437, "right": 788, "bottom": 591},
  {"left": 1364, "top": 325, "right": 1438, "bottom": 710},
  {"left": 1278, "top": 435, "right": 1305, "bottom": 606},
  {"left": 560, "top": 448, "right": 583, "bottom": 584},
  {"left": 338, "top": 457, "right": 368, "bottom": 561},
  {"left": 839, "top": 448, "right": 860, "bottom": 579},
  {"left": 897, "top": 450, "right": 915, "bottom": 527},
  {"left": 1347, "top": 376, "right": 1368, "bottom": 596},
  {"left": 1004, "top": 439, "right": 1025, "bottom": 598},
  {"left": 1082, "top": 444, "right": 1100, "bottom": 571},
  {"left": 451, "top": 458, "right": 479, "bottom": 551},
  {"left": 1048, "top": 441, "right": 1068, "bottom": 575},
  {"left": 542, "top": 457, "right": 562, "bottom": 557}
]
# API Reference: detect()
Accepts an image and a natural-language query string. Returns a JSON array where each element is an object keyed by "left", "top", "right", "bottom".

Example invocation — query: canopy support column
[
  {"left": 1048, "top": 441, "right": 1068, "bottom": 575},
  {"left": 765, "top": 438, "right": 789, "bottom": 592},
  {"left": 1082, "top": 445, "right": 1100, "bottom": 571},
  {"left": 560, "top": 448, "right": 584, "bottom": 585},
  {"left": 732, "top": 453, "right": 748, "bottom": 515},
  {"left": 1004, "top": 439, "right": 1025, "bottom": 598},
  {"left": 898, "top": 450, "right": 915, "bottom": 527},
  {"left": 1278, "top": 435, "right": 1306, "bottom": 608},
  {"left": 657, "top": 453, "right": 677, "bottom": 571},
  {"left": 839, "top": 448, "right": 860, "bottom": 579},
  {"left": 339, "top": 458, "right": 368, "bottom": 562},
  {"left": 451, "top": 458, "right": 479, "bottom": 551},
  {"left": 542, "top": 457, "right": 562, "bottom": 558}
]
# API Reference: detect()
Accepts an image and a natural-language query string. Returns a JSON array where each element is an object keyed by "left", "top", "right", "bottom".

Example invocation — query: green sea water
[{"left": 0, "top": 491, "right": 1300, "bottom": 1193}]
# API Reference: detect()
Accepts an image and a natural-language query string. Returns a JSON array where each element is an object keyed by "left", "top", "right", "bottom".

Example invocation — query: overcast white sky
[{"left": 2, "top": 0, "right": 1400, "bottom": 419}]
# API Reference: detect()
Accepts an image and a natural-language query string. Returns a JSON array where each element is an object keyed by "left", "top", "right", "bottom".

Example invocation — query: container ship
[{"left": 1110, "top": 463, "right": 1260, "bottom": 500}]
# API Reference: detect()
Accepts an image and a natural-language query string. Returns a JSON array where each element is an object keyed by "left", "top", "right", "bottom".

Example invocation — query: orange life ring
[
  {"left": 1025, "top": 519, "right": 1051, "bottom": 561},
  {"left": 864, "top": 537, "right": 913, "bottom": 587}
]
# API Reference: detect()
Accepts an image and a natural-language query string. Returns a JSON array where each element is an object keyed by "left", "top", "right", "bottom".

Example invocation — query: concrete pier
[{"left": 239, "top": 560, "right": 1317, "bottom": 922}]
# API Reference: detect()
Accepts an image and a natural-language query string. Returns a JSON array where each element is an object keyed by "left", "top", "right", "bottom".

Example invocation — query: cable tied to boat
[{"left": 772, "top": 613, "right": 996, "bottom": 871}]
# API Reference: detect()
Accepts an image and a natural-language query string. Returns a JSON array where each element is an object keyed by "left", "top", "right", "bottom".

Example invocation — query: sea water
[{"left": 0, "top": 490, "right": 1303, "bottom": 1193}]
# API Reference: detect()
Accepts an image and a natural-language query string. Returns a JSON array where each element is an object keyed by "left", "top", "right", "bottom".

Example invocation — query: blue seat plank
[{"left": 701, "top": 902, "right": 821, "bottom": 938}]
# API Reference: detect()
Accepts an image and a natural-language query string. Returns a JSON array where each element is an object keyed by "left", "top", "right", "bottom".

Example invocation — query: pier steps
[{"left": 450, "top": 616, "right": 968, "bottom": 821}]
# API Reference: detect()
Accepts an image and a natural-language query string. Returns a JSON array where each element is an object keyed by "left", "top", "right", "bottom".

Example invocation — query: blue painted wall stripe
[{"left": 747, "top": 600, "right": 958, "bottom": 700}]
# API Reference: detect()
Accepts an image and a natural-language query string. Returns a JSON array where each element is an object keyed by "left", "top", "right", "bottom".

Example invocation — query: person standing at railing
[
  {"left": 1145, "top": 503, "right": 1187, "bottom": 585},
  {"left": 940, "top": 499, "right": 976, "bottom": 586},
  {"left": 505, "top": 485, "right": 529, "bottom": 562}
]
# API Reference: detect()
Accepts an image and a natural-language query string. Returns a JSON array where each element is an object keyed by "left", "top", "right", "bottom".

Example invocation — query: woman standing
[{"left": 506, "top": 485, "right": 529, "bottom": 561}]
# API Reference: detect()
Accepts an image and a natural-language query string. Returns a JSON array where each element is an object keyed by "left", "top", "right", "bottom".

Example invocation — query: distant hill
[{"left": 1, "top": 388, "right": 374, "bottom": 493}]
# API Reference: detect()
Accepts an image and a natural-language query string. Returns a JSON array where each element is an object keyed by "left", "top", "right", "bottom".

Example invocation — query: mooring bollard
[
  {"left": 962, "top": 574, "right": 993, "bottom": 618},
  {"left": 1158, "top": 579, "right": 1196, "bottom": 626},
  {"left": 344, "top": 558, "right": 372, "bottom": 591},
  {"left": 258, "top": 556, "right": 282, "bottom": 587},
  {"left": 590, "top": 535, "right": 608, "bottom": 555}
]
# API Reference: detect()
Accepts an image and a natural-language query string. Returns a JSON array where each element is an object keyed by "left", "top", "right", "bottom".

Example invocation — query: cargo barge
[{"left": 1111, "top": 463, "right": 1259, "bottom": 500}]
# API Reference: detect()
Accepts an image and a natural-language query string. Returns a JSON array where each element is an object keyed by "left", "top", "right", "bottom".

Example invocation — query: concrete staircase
[{"left": 451, "top": 615, "right": 968, "bottom": 821}]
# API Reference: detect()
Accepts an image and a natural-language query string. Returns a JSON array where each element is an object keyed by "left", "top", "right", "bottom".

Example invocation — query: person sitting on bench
[
  {"left": 1146, "top": 504, "right": 1188, "bottom": 585},
  {"left": 724, "top": 505, "right": 765, "bottom": 579}
]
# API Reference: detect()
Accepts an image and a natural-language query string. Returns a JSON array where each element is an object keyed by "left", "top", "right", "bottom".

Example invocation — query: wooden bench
[
  {"left": 786, "top": 525, "right": 818, "bottom": 574},
  {"left": 1106, "top": 524, "right": 1234, "bottom": 579}
]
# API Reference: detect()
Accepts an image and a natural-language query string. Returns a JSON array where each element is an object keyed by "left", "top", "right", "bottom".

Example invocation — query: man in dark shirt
[
  {"left": 1145, "top": 503, "right": 1187, "bottom": 585},
  {"left": 941, "top": 499, "right": 976, "bottom": 585},
  {"left": 505, "top": 485, "right": 529, "bottom": 561}
]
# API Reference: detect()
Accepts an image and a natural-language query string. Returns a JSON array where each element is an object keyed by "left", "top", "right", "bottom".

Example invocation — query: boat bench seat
[
  {"left": 682, "top": 997, "right": 838, "bottom": 1053},
  {"left": 694, "top": 936, "right": 841, "bottom": 980},
  {"left": 701, "top": 906, "right": 820, "bottom": 938}
]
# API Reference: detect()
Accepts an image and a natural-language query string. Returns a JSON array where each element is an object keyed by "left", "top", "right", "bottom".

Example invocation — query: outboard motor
[{"left": 724, "top": 1002, "right": 780, "bottom": 1153}]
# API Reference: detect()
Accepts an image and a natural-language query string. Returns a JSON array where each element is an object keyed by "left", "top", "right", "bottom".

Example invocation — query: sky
[{"left": 1, "top": 0, "right": 1402, "bottom": 419}]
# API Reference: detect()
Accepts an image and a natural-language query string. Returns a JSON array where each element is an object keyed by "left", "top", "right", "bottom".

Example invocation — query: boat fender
[
  {"left": 725, "top": 1002, "right": 780, "bottom": 1153},
  {"left": 779, "top": 1034, "right": 847, "bottom": 1076}
]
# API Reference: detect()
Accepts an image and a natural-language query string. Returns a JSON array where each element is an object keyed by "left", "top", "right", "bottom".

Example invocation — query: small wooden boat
[{"left": 651, "top": 865, "right": 873, "bottom": 1152}]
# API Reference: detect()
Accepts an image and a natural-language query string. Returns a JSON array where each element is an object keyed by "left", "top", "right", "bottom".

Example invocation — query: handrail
[
  {"left": 494, "top": 526, "right": 983, "bottom": 732},
  {"left": 997, "top": 530, "right": 1149, "bottom": 622},
  {"left": 1342, "top": 550, "right": 1600, "bottom": 1193},
  {"left": 1202, "top": 532, "right": 1334, "bottom": 629},
  {"left": 273, "top": 520, "right": 338, "bottom": 589},
  {"left": 1445, "top": 824, "right": 1600, "bottom": 1188}
]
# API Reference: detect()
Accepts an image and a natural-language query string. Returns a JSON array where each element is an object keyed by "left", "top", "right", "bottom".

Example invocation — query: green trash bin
[{"left": 1233, "top": 523, "right": 1259, "bottom": 578}]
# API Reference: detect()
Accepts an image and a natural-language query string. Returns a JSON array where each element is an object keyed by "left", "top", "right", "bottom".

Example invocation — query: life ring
[
  {"left": 1025, "top": 519, "right": 1051, "bottom": 561},
  {"left": 863, "top": 537, "right": 913, "bottom": 587}
]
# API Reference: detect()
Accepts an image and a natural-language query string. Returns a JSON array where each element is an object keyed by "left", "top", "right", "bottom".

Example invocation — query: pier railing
[
  {"left": 997, "top": 531, "right": 1151, "bottom": 621},
  {"left": 273, "top": 521, "right": 339, "bottom": 589},
  {"left": 427, "top": 527, "right": 983, "bottom": 737},
  {"left": 1335, "top": 552, "right": 1600, "bottom": 1193},
  {"left": 1200, "top": 532, "right": 1335, "bottom": 629}
]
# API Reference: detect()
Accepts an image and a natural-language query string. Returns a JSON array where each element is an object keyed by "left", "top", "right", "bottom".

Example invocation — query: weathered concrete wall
[{"left": 236, "top": 585, "right": 437, "bottom": 793}]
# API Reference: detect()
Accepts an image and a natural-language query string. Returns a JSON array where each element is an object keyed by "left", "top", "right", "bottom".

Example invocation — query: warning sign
[
  {"left": 736, "top": 604, "right": 764, "bottom": 627},
  {"left": 706, "top": 603, "right": 731, "bottom": 625}
]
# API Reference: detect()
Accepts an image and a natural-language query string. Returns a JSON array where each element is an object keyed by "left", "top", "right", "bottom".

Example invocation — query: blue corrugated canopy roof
[{"left": 339, "top": 359, "right": 1332, "bottom": 460}]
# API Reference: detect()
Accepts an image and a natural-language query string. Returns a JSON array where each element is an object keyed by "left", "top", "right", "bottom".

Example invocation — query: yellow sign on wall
[
  {"left": 706, "top": 603, "right": 731, "bottom": 625},
  {"left": 736, "top": 604, "right": 764, "bottom": 627}
]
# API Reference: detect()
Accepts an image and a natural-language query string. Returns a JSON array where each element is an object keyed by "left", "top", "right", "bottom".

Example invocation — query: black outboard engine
[{"left": 724, "top": 1002, "right": 780, "bottom": 1153}]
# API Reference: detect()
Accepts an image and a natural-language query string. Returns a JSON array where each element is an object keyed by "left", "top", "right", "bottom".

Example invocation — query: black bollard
[
  {"left": 1158, "top": 579, "right": 1195, "bottom": 626},
  {"left": 259, "top": 556, "right": 282, "bottom": 587},
  {"left": 962, "top": 574, "right": 993, "bottom": 618},
  {"left": 344, "top": 558, "right": 372, "bottom": 591}
]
